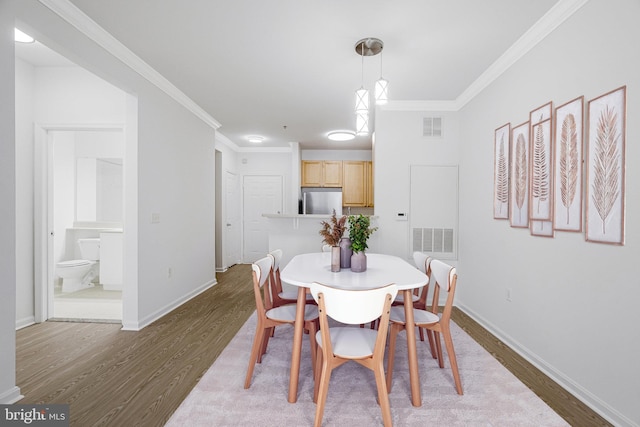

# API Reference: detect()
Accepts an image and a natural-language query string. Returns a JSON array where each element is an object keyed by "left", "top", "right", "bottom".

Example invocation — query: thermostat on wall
[{"left": 396, "top": 212, "right": 408, "bottom": 221}]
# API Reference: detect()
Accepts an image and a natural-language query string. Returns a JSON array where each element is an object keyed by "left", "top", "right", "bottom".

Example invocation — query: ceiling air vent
[{"left": 423, "top": 117, "right": 443, "bottom": 137}]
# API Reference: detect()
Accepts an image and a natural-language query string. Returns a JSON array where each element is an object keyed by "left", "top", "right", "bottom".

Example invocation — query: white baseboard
[
  {"left": 457, "top": 302, "right": 635, "bottom": 427},
  {"left": 15, "top": 316, "right": 35, "bottom": 330},
  {"left": 0, "top": 386, "right": 23, "bottom": 404},
  {"left": 121, "top": 279, "right": 217, "bottom": 331}
]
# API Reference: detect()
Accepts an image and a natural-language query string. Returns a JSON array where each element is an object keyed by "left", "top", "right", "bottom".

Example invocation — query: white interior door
[
  {"left": 224, "top": 171, "right": 241, "bottom": 268},
  {"left": 243, "top": 175, "right": 283, "bottom": 263}
]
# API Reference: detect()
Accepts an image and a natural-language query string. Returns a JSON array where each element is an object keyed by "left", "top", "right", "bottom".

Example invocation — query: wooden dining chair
[
  {"left": 267, "top": 249, "right": 315, "bottom": 308},
  {"left": 244, "top": 256, "right": 319, "bottom": 389},
  {"left": 386, "top": 259, "right": 463, "bottom": 395},
  {"left": 391, "top": 252, "right": 436, "bottom": 356},
  {"left": 310, "top": 282, "right": 398, "bottom": 427}
]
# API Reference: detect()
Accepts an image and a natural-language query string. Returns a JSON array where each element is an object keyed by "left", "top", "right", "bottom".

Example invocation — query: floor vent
[
  {"left": 412, "top": 227, "right": 454, "bottom": 253},
  {"left": 423, "top": 117, "right": 443, "bottom": 137}
]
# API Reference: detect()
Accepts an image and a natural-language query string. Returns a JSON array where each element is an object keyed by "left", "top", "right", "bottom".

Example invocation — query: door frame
[{"left": 34, "top": 123, "right": 126, "bottom": 322}]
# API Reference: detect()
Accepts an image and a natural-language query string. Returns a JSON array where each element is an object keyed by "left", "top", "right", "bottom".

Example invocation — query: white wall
[
  {"left": 0, "top": 3, "right": 20, "bottom": 404},
  {"left": 374, "top": 109, "right": 461, "bottom": 261},
  {"left": 456, "top": 1, "right": 639, "bottom": 425},
  {"left": 15, "top": 58, "right": 35, "bottom": 329}
]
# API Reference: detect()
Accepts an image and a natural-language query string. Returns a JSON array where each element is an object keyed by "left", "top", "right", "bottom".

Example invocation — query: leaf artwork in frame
[
  {"left": 529, "top": 118, "right": 553, "bottom": 221},
  {"left": 493, "top": 123, "right": 510, "bottom": 220},
  {"left": 531, "top": 220, "right": 554, "bottom": 237},
  {"left": 509, "top": 121, "right": 530, "bottom": 228},
  {"left": 530, "top": 101, "right": 552, "bottom": 126},
  {"left": 586, "top": 86, "right": 626, "bottom": 245},
  {"left": 553, "top": 96, "right": 584, "bottom": 232}
]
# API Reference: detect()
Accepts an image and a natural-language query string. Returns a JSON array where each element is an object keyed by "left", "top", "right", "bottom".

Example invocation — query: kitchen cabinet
[
  {"left": 365, "top": 161, "right": 374, "bottom": 207},
  {"left": 301, "top": 160, "right": 342, "bottom": 187},
  {"left": 342, "top": 161, "right": 374, "bottom": 207}
]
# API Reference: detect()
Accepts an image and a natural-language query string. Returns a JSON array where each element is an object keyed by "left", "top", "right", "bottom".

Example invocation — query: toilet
[{"left": 56, "top": 238, "right": 101, "bottom": 293}]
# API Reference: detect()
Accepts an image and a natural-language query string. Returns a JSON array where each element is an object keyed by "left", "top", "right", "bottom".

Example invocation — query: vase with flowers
[
  {"left": 319, "top": 210, "right": 347, "bottom": 272},
  {"left": 348, "top": 214, "right": 377, "bottom": 272}
]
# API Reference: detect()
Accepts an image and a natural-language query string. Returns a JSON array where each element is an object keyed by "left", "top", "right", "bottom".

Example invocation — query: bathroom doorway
[{"left": 48, "top": 129, "right": 124, "bottom": 322}]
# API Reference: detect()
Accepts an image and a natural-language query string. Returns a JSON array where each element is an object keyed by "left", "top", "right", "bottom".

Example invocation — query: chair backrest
[
  {"left": 412, "top": 251, "right": 430, "bottom": 274},
  {"left": 251, "top": 256, "right": 274, "bottom": 314},
  {"left": 309, "top": 283, "right": 398, "bottom": 325},
  {"left": 321, "top": 244, "right": 332, "bottom": 252},
  {"left": 269, "top": 249, "right": 283, "bottom": 271},
  {"left": 429, "top": 259, "right": 457, "bottom": 321},
  {"left": 266, "top": 249, "right": 284, "bottom": 308},
  {"left": 412, "top": 252, "right": 432, "bottom": 305}
]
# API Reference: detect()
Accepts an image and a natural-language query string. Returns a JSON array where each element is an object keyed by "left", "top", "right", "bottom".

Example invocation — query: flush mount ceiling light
[
  {"left": 328, "top": 131, "right": 356, "bottom": 141},
  {"left": 15, "top": 28, "right": 35, "bottom": 43},
  {"left": 247, "top": 135, "right": 264, "bottom": 143}
]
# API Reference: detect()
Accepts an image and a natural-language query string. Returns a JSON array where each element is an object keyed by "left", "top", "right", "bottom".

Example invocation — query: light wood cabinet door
[
  {"left": 322, "top": 161, "right": 343, "bottom": 187},
  {"left": 343, "top": 161, "right": 367, "bottom": 206},
  {"left": 301, "top": 161, "right": 324, "bottom": 187},
  {"left": 365, "top": 161, "right": 374, "bottom": 207},
  {"left": 301, "top": 160, "right": 343, "bottom": 187}
]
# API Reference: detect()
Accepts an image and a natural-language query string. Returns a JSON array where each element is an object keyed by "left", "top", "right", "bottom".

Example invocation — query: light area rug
[{"left": 166, "top": 313, "right": 569, "bottom": 427}]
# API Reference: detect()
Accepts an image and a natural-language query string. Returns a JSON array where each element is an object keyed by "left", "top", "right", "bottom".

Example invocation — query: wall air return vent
[
  {"left": 412, "top": 228, "right": 454, "bottom": 254},
  {"left": 423, "top": 116, "right": 443, "bottom": 137}
]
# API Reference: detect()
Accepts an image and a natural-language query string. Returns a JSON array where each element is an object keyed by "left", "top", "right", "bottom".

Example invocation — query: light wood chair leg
[
  {"left": 374, "top": 361, "right": 393, "bottom": 427},
  {"left": 313, "top": 346, "right": 322, "bottom": 403},
  {"left": 244, "top": 324, "right": 266, "bottom": 389},
  {"left": 314, "top": 361, "right": 332, "bottom": 427},
  {"left": 257, "top": 327, "right": 271, "bottom": 363},
  {"left": 308, "top": 322, "right": 318, "bottom": 380},
  {"left": 442, "top": 324, "right": 463, "bottom": 395},
  {"left": 433, "top": 330, "right": 444, "bottom": 368},
  {"left": 426, "top": 329, "right": 437, "bottom": 359},
  {"left": 385, "top": 323, "right": 402, "bottom": 392}
]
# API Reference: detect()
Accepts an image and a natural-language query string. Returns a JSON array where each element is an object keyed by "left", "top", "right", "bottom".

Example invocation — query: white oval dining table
[{"left": 280, "top": 252, "right": 428, "bottom": 407}]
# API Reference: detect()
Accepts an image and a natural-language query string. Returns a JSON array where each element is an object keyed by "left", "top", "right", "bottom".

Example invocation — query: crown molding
[
  {"left": 37, "top": 0, "right": 588, "bottom": 146},
  {"left": 381, "top": 100, "right": 458, "bottom": 112},
  {"left": 455, "top": 0, "right": 590, "bottom": 109},
  {"left": 215, "top": 132, "right": 240, "bottom": 152},
  {"left": 37, "top": 0, "right": 221, "bottom": 130},
  {"left": 381, "top": 0, "right": 589, "bottom": 114}
]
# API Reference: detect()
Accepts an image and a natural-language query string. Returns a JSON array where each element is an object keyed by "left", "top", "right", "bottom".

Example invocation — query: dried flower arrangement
[{"left": 319, "top": 210, "right": 347, "bottom": 247}]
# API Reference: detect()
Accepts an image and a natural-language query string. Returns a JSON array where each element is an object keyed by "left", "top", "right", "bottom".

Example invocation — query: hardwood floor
[{"left": 16, "top": 264, "right": 611, "bottom": 426}]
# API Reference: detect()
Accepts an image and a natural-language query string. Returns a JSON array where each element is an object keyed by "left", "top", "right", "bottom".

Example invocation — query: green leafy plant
[
  {"left": 348, "top": 214, "right": 377, "bottom": 253},
  {"left": 319, "top": 210, "right": 347, "bottom": 246}
]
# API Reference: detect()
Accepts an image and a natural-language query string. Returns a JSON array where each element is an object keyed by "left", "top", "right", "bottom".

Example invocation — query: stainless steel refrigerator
[{"left": 302, "top": 190, "right": 343, "bottom": 215}]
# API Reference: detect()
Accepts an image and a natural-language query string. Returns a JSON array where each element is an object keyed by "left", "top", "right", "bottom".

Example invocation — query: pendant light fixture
[
  {"left": 356, "top": 112, "right": 369, "bottom": 136},
  {"left": 375, "top": 51, "right": 388, "bottom": 105},
  {"left": 353, "top": 38, "right": 386, "bottom": 135},
  {"left": 354, "top": 40, "right": 369, "bottom": 114}
]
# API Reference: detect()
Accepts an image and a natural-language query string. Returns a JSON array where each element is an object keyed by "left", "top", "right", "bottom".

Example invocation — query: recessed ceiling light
[
  {"left": 328, "top": 131, "right": 356, "bottom": 141},
  {"left": 247, "top": 135, "right": 264, "bottom": 143},
  {"left": 15, "top": 28, "right": 34, "bottom": 43}
]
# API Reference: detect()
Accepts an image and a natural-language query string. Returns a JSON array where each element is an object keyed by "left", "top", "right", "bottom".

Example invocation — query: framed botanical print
[
  {"left": 585, "top": 86, "right": 626, "bottom": 245},
  {"left": 554, "top": 96, "right": 584, "bottom": 232},
  {"left": 509, "top": 121, "right": 530, "bottom": 228},
  {"left": 530, "top": 220, "right": 554, "bottom": 237},
  {"left": 530, "top": 102, "right": 552, "bottom": 125},
  {"left": 494, "top": 123, "right": 510, "bottom": 219},
  {"left": 529, "top": 118, "right": 553, "bottom": 221}
]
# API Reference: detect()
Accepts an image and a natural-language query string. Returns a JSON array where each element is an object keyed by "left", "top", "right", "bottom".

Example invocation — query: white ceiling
[{"left": 16, "top": 0, "right": 560, "bottom": 150}]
